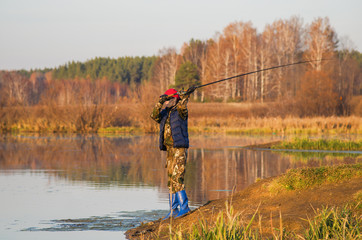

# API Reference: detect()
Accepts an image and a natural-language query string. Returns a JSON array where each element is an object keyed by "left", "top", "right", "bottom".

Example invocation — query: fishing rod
[
  {"left": 192, "top": 59, "right": 329, "bottom": 91},
  {"left": 161, "top": 59, "right": 330, "bottom": 99}
]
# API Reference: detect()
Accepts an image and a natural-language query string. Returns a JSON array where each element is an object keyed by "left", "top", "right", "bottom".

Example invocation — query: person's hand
[
  {"left": 159, "top": 94, "right": 168, "bottom": 104},
  {"left": 186, "top": 86, "right": 197, "bottom": 95},
  {"left": 159, "top": 94, "right": 173, "bottom": 104}
]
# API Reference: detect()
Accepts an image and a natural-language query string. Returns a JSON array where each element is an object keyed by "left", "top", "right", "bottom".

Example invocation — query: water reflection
[
  {"left": 0, "top": 169, "right": 165, "bottom": 240},
  {"left": 0, "top": 134, "right": 360, "bottom": 205}
]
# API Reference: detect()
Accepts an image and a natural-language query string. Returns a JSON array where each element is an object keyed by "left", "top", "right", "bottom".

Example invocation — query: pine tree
[{"left": 174, "top": 61, "right": 200, "bottom": 90}]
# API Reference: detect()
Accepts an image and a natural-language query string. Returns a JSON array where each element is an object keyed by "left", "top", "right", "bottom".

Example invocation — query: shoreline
[
  {"left": 2, "top": 125, "right": 362, "bottom": 135},
  {"left": 242, "top": 140, "right": 362, "bottom": 153},
  {"left": 125, "top": 163, "right": 362, "bottom": 239}
]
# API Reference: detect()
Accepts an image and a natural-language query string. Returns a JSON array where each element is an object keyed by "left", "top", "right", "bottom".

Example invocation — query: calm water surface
[{"left": 0, "top": 134, "right": 360, "bottom": 240}]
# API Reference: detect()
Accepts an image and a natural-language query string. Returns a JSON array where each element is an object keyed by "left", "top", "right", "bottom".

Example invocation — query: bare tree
[
  {"left": 237, "top": 22, "right": 257, "bottom": 101},
  {"left": 266, "top": 17, "right": 303, "bottom": 100},
  {"left": 334, "top": 37, "right": 360, "bottom": 115},
  {"left": 1, "top": 71, "right": 31, "bottom": 105},
  {"left": 223, "top": 22, "right": 249, "bottom": 100},
  {"left": 204, "top": 33, "right": 226, "bottom": 100},
  {"left": 304, "top": 17, "right": 337, "bottom": 71},
  {"left": 258, "top": 26, "right": 274, "bottom": 102},
  {"left": 152, "top": 47, "right": 179, "bottom": 92}
]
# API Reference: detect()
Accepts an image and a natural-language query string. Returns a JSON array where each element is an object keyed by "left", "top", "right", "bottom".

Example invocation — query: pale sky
[{"left": 0, "top": 0, "right": 361, "bottom": 70}]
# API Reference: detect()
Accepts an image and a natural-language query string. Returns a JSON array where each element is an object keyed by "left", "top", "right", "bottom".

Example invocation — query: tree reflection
[{"left": 0, "top": 134, "right": 359, "bottom": 204}]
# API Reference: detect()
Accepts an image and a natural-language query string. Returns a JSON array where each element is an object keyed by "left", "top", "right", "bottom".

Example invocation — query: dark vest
[{"left": 159, "top": 108, "right": 189, "bottom": 151}]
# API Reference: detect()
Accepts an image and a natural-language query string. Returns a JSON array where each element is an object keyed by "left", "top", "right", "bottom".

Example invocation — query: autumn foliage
[{"left": 297, "top": 70, "right": 338, "bottom": 116}]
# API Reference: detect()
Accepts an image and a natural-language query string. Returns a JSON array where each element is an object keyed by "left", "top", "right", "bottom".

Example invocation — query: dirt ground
[{"left": 125, "top": 174, "right": 361, "bottom": 239}]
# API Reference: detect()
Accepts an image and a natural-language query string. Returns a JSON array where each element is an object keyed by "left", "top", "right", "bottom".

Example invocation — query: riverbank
[
  {"left": 125, "top": 163, "right": 362, "bottom": 239},
  {"left": 243, "top": 138, "right": 362, "bottom": 151}
]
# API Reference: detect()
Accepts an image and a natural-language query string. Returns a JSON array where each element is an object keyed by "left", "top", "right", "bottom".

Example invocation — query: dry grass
[
  {"left": 189, "top": 102, "right": 272, "bottom": 119},
  {"left": 187, "top": 101, "right": 361, "bottom": 134},
  {"left": 0, "top": 104, "right": 132, "bottom": 133},
  {"left": 1, "top": 101, "right": 361, "bottom": 134},
  {"left": 189, "top": 115, "right": 362, "bottom": 134}
]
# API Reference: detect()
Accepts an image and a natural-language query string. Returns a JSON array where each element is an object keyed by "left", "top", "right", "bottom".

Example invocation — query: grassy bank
[
  {"left": 268, "top": 163, "right": 362, "bottom": 192},
  {"left": 271, "top": 138, "right": 362, "bottom": 151},
  {"left": 275, "top": 151, "right": 361, "bottom": 162},
  {"left": 126, "top": 164, "right": 362, "bottom": 239},
  {"left": 166, "top": 164, "right": 362, "bottom": 240},
  {"left": 170, "top": 202, "right": 361, "bottom": 240}
]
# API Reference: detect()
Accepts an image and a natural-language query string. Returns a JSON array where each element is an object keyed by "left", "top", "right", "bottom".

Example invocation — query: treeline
[
  {"left": 0, "top": 16, "right": 361, "bottom": 118},
  {"left": 152, "top": 16, "right": 361, "bottom": 116},
  {"left": 52, "top": 56, "right": 156, "bottom": 84},
  {"left": 0, "top": 56, "right": 157, "bottom": 107}
]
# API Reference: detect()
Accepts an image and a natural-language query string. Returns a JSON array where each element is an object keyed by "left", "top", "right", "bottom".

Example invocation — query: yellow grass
[
  {"left": 188, "top": 115, "right": 362, "bottom": 135},
  {"left": 1, "top": 103, "right": 361, "bottom": 134}
]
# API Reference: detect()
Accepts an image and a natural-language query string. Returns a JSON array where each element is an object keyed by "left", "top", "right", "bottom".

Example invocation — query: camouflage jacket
[{"left": 150, "top": 94, "right": 189, "bottom": 147}]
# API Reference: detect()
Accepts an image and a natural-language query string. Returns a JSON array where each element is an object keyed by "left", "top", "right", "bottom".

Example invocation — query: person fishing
[
  {"left": 150, "top": 59, "right": 325, "bottom": 220},
  {"left": 150, "top": 86, "right": 196, "bottom": 219}
]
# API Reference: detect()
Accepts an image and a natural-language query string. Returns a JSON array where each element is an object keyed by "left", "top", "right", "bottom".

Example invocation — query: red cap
[{"left": 164, "top": 88, "right": 180, "bottom": 100}]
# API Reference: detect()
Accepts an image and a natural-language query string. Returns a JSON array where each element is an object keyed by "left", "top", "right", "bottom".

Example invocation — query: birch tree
[
  {"left": 267, "top": 17, "right": 303, "bottom": 99},
  {"left": 204, "top": 34, "right": 224, "bottom": 100},
  {"left": 259, "top": 26, "right": 274, "bottom": 102},
  {"left": 152, "top": 47, "right": 179, "bottom": 92},
  {"left": 304, "top": 17, "right": 337, "bottom": 71},
  {"left": 1, "top": 72, "right": 30, "bottom": 105},
  {"left": 237, "top": 22, "right": 257, "bottom": 101}
]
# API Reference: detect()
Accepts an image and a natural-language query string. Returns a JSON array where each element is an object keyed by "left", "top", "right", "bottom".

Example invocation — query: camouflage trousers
[{"left": 165, "top": 147, "right": 187, "bottom": 194}]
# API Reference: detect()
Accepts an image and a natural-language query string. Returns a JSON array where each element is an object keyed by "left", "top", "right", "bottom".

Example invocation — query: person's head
[
  {"left": 164, "top": 89, "right": 180, "bottom": 100},
  {"left": 164, "top": 88, "right": 179, "bottom": 108}
]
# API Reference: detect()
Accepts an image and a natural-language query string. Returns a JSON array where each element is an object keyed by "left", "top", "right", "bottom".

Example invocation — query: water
[{"left": 0, "top": 134, "right": 360, "bottom": 240}]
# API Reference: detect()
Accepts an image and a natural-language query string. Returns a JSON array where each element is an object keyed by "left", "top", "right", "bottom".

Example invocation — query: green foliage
[
  {"left": 271, "top": 138, "right": 362, "bottom": 151},
  {"left": 15, "top": 69, "right": 32, "bottom": 78},
  {"left": 269, "top": 164, "right": 362, "bottom": 192},
  {"left": 350, "top": 50, "right": 362, "bottom": 69},
  {"left": 174, "top": 61, "right": 200, "bottom": 90},
  {"left": 275, "top": 151, "right": 360, "bottom": 163},
  {"left": 303, "top": 204, "right": 361, "bottom": 239},
  {"left": 52, "top": 56, "right": 156, "bottom": 84},
  {"left": 15, "top": 68, "right": 53, "bottom": 78}
]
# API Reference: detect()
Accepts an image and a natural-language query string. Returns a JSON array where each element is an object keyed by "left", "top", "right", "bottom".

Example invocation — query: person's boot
[
  {"left": 175, "top": 190, "right": 191, "bottom": 217},
  {"left": 163, "top": 193, "right": 179, "bottom": 220}
]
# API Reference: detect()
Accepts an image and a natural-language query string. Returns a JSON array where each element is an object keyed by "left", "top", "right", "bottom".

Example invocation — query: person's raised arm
[{"left": 150, "top": 95, "right": 168, "bottom": 123}]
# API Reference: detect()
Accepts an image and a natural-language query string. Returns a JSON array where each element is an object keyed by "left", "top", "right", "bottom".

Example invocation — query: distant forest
[
  {"left": 53, "top": 56, "right": 156, "bottom": 84},
  {"left": 1, "top": 16, "right": 361, "bottom": 117},
  {"left": 17, "top": 56, "right": 156, "bottom": 84}
]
